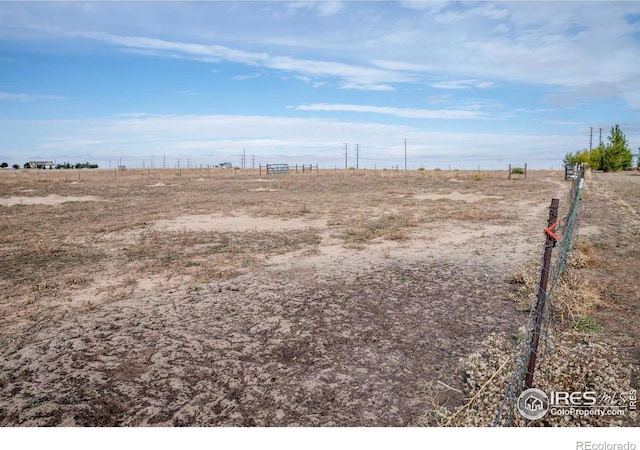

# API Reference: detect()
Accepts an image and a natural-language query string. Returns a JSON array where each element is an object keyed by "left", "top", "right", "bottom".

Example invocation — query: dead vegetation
[
  {"left": 444, "top": 331, "right": 633, "bottom": 426},
  {"left": 509, "top": 238, "right": 603, "bottom": 327},
  {"left": 2, "top": 168, "right": 635, "bottom": 427}
]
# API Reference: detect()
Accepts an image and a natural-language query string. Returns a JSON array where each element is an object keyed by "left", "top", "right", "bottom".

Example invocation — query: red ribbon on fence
[{"left": 543, "top": 218, "right": 560, "bottom": 240}]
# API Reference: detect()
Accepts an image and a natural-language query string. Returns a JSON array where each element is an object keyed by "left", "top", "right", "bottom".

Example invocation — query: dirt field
[{"left": 0, "top": 167, "right": 635, "bottom": 426}]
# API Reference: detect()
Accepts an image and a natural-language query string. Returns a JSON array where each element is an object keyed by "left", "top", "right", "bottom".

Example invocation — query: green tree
[
  {"left": 0, "top": 162, "right": 8, "bottom": 168},
  {"left": 12, "top": 164, "right": 19, "bottom": 170},
  {"left": 601, "top": 125, "right": 632, "bottom": 172},
  {"left": 563, "top": 146, "right": 601, "bottom": 169}
]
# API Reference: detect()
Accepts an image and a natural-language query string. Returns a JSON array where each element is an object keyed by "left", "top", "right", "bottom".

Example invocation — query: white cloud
[
  {"left": 0, "top": 113, "right": 601, "bottom": 169},
  {"left": 430, "top": 79, "right": 494, "bottom": 90},
  {"left": 295, "top": 103, "right": 484, "bottom": 120},
  {"left": 287, "top": 1, "right": 344, "bottom": 17},
  {"left": 4, "top": 2, "right": 640, "bottom": 105},
  {"left": 79, "top": 31, "right": 413, "bottom": 91},
  {"left": 315, "top": 1, "right": 344, "bottom": 17},
  {"left": 0, "top": 92, "right": 65, "bottom": 101},
  {"left": 232, "top": 73, "right": 261, "bottom": 81}
]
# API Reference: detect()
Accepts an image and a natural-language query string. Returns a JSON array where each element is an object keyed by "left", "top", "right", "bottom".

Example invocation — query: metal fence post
[{"left": 524, "top": 198, "right": 559, "bottom": 389}]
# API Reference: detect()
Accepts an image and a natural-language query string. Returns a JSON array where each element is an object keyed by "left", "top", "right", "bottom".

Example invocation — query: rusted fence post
[{"left": 524, "top": 198, "right": 560, "bottom": 389}]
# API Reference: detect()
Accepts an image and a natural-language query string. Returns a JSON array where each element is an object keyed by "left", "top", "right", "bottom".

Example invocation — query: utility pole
[
  {"left": 344, "top": 143, "right": 349, "bottom": 169},
  {"left": 589, "top": 127, "right": 593, "bottom": 152},
  {"left": 404, "top": 138, "right": 407, "bottom": 171},
  {"left": 599, "top": 128, "right": 603, "bottom": 146},
  {"left": 251, "top": 155, "right": 256, "bottom": 170},
  {"left": 355, "top": 144, "right": 360, "bottom": 170},
  {"left": 242, "top": 148, "right": 246, "bottom": 169}
]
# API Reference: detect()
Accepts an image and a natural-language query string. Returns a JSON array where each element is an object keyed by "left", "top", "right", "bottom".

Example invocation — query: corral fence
[
  {"left": 493, "top": 164, "right": 586, "bottom": 426},
  {"left": 298, "top": 164, "right": 319, "bottom": 173},
  {"left": 258, "top": 163, "right": 318, "bottom": 175},
  {"left": 262, "top": 164, "right": 289, "bottom": 176},
  {"left": 508, "top": 163, "right": 528, "bottom": 179}
]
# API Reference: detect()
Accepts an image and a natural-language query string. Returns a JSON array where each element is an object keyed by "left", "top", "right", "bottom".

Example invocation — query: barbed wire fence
[{"left": 493, "top": 164, "right": 586, "bottom": 427}]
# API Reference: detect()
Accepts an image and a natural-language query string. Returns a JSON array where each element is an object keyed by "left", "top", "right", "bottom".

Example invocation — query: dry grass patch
[
  {"left": 444, "top": 332, "right": 633, "bottom": 426},
  {"left": 339, "top": 212, "right": 419, "bottom": 245},
  {"left": 510, "top": 258, "right": 603, "bottom": 329},
  {"left": 569, "top": 238, "right": 598, "bottom": 269}
]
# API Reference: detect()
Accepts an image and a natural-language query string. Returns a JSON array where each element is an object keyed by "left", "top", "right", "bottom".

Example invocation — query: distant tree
[
  {"left": 12, "top": 164, "right": 19, "bottom": 170},
  {"left": 24, "top": 162, "right": 31, "bottom": 169},
  {"left": 563, "top": 147, "right": 602, "bottom": 169},
  {"left": 70, "top": 162, "right": 99, "bottom": 169},
  {"left": 0, "top": 162, "right": 8, "bottom": 168},
  {"left": 601, "top": 125, "right": 633, "bottom": 172}
]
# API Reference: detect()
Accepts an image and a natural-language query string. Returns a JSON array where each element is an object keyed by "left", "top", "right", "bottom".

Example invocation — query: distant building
[{"left": 27, "top": 161, "right": 55, "bottom": 169}]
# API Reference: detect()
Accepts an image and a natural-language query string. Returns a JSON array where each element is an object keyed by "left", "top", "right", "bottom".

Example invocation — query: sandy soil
[
  {"left": 0, "top": 194, "right": 101, "bottom": 207},
  {"left": 3, "top": 168, "right": 631, "bottom": 426}
]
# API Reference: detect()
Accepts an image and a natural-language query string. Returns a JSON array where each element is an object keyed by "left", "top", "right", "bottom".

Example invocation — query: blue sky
[{"left": 1, "top": 1, "right": 639, "bottom": 169}]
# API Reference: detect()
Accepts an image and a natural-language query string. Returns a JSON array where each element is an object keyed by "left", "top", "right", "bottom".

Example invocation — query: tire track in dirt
[{"left": 0, "top": 259, "right": 521, "bottom": 426}]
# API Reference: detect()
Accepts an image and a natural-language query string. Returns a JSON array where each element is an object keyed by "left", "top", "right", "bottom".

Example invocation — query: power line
[
  {"left": 599, "top": 128, "right": 603, "bottom": 146},
  {"left": 404, "top": 138, "right": 407, "bottom": 171},
  {"left": 344, "top": 143, "right": 349, "bottom": 169}
]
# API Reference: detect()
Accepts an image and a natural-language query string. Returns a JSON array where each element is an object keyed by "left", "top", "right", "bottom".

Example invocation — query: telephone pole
[
  {"left": 599, "top": 128, "right": 603, "bottom": 146},
  {"left": 251, "top": 155, "right": 256, "bottom": 170},
  {"left": 355, "top": 144, "right": 360, "bottom": 169},
  {"left": 589, "top": 127, "right": 593, "bottom": 152},
  {"left": 404, "top": 138, "right": 407, "bottom": 171},
  {"left": 344, "top": 143, "right": 349, "bottom": 169}
]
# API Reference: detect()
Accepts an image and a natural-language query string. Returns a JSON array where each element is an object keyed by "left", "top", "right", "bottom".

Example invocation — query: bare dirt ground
[
  {"left": 577, "top": 171, "right": 640, "bottom": 389},
  {"left": 0, "top": 167, "right": 633, "bottom": 426}
]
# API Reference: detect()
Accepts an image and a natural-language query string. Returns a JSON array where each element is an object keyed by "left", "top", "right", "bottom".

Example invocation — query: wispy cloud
[
  {"left": 287, "top": 1, "right": 344, "bottom": 18},
  {"left": 0, "top": 92, "right": 65, "bottom": 101},
  {"left": 80, "top": 31, "right": 411, "bottom": 91},
  {"left": 232, "top": 73, "right": 261, "bottom": 81},
  {"left": 430, "top": 79, "right": 494, "bottom": 90},
  {"left": 3, "top": 113, "right": 581, "bottom": 169},
  {"left": 295, "top": 103, "right": 484, "bottom": 120}
]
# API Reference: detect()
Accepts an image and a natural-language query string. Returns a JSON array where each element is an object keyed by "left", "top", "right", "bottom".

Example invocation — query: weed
[
  {"left": 572, "top": 316, "right": 602, "bottom": 333},
  {"left": 378, "top": 247, "right": 391, "bottom": 259}
]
